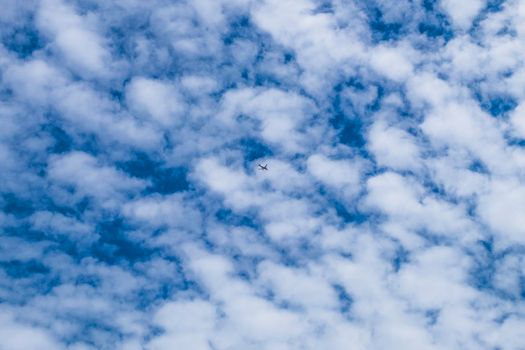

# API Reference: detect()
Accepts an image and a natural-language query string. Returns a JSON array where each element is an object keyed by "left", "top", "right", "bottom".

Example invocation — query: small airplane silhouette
[{"left": 258, "top": 163, "right": 268, "bottom": 170}]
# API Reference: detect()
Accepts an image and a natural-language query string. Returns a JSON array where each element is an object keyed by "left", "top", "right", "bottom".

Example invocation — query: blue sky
[{"left": 1, "top": 0, "right": 525, "bottom": 349}]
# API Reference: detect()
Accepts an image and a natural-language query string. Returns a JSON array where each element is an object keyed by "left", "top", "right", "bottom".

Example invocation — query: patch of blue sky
[
  {"left": 312, "top": 0, "right": 334, "bottom": 15},
  {"left": 470, "top": 0, "right": 508, "bottom": 36},
  {"left": 0, "top": 260, "right": 50, "bottom": 279},
  {"left": 118, "top": 154, "right": 190, "bottom": 194},
  {"left": 222, "top": 15, "right": 255, "bottom": 46},
  {"left": 360, "top": 0, "right": 455, "bottom": 44},
  {"left": 391, "top": 245, "right": 410, "bottom": 272},
  {"left": 333, "top": 284, "right": 353, "bottom": 315},
  {"left": 466, "top": 158, "right": 490, "bottom": 174},
  {"left": 468, "top": 239, "right": 498, "bottom": 291},
  {"left": 332, "top": 198, "right": 368, "bottom": 224},
  {"left": 2, "top": 26, "right": 44, "bottom": 59},
  {"left": 479, "top": 94, "right": 518, "bottom": 118},
  {"left": 93, "top": 219, "right": 158, "bottom": 262},
  {"left": 214, "top": 207, "right": 262, "bottom": 230},
  {"left": 41, "top": 123, "right": 74, "bottom": 154},
  {"left": 367, "top": 8, "right": 405, "bottom": 43},
  {"left": 424, "top": 309, "right": 440, "bottom": 326},
  {"left": 1, "top": 193, "right": 35, "bottom": 218},
  {"left": 237, "top": 137, "right": 274, "bottom": 164},
  {"left": 420, "top": 2, "right": 454, "bottom": 36},
  {"left": 468, "top": 239, "right": 525, "bottom": 296},
  {"left": 329, "top": 80, "right": 372, "bottom": 149}
]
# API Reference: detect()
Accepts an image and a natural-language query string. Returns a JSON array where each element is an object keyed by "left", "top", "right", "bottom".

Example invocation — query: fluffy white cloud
[
  {"left": 48, "top": 151, "right": 147, "bottom": 208},
  {"left": 122, "top": 194, "right": 200, "bottom": 231},
  {"left": 218, "top": 87, "right": 319, "bottom": 153},
  {"left": 477, "top": 178, "right": 525, "bottom": 244},
  {"left": 0, "top": 311, "right": 64, "bottom": 350},
  {"left": 148, "top": 299, "right": 217, "bottom": 350},
  {"left": 37, "top": 0, "right": 111, "bottom": 77},
  {"left": 252, "top": 0, "right": 366, "bottom": 93},
  {"left": 307, "top": 153, "right": 362, "bottom": 198},
  {"left": 369, "top": 44, "right": 415, "bottom": 82},
  {"left": 509, "top": 102, "right": 525, "bottom": 138},
  {"left": 126, "top": 78, "right": 185, "bottom": 127},
  {"left": 440, "top": 0, "right": 485, "bottom": 30},
  {"left": 368, "top": 120, "right": 421, "bottom": 171},
  {"left": 365, "top": 172, "right": 476, "bottom": 241}
]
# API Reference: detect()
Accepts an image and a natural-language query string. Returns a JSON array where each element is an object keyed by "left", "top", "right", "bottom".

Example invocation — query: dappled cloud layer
[{"left": 1, "top": 0, "right": 525, "bottom": 349}]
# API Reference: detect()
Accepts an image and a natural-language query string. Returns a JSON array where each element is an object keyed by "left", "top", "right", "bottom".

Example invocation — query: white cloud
[
  {"left": 394, "top": 246, "right": 475, "bottom": 309},
  {"left": 365, "top": 172, "right": 475, "bottom": 240},
  {"left": 477, "top": 178, "right": 525, "bottom": 244},
  {"left": 440, "top": 0, "right": 485, "bottom": 30},
  {"left": 218, "top": 87, "right": 318, "bottom": 153},
  {"left": 0, "top": 311, "right": 64, "bottom": 350},
  {"left": 126, "top": 78, "right": 186, "bottom": 127},
  {"left": 369, "top": 44, "right": 415, "bottom": 82},
  {"left": 252, "top": 0, "right": 365, "bottom": 93},
  {"left": 492, "top": 254, "right": 525, "bottom": 297},
  {"left": 257, "top": 261, "right": 338, "bottom": 310},
  {"left": 191, "top": 0, "right": 226, "bottom": 28},
  {"left": 37, "top": 0, "right": 111, "bottom": 77},
  {"left": 3, "top": 59, "right": 67, "bottom": 106},
  {"left": 180, "top": 75, "right": 219, "bottom": 95},
  {"left": 48, "top": 151, "right": 146, "bottom": 208},
  {"left": 4, "top": 58, "right": 162, "bottom": 149},
  {"left": 427, "top": 154, "right": 489, "bottom": 198},
  {"left": 30, "top": 211, "right": 98, "bottom": 245},
  {"left": 307, "top": 153, "right": 362, "bottom": 198},
  {"left": 53, "top": 83, "right": 163, "bottom": 149},
  {"left": 195, "top": 157, "right": 323, "bottom": 241},
  {"left": 122, "top": 194, "right": 200, "bottom": 231},
  {"left": 148, "top": 299, "right": 217, "bottom": 350},
  {"left": 509, "top": 102, "right": 525, "bottom": 138},
  {"left": 368, "top": 120, "right": 421, "bottom": 171}
]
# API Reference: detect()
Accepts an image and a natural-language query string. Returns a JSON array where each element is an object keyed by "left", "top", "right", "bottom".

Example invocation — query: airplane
[{"left": 258, "top": 163, "right": 268, "bottom": 170}]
